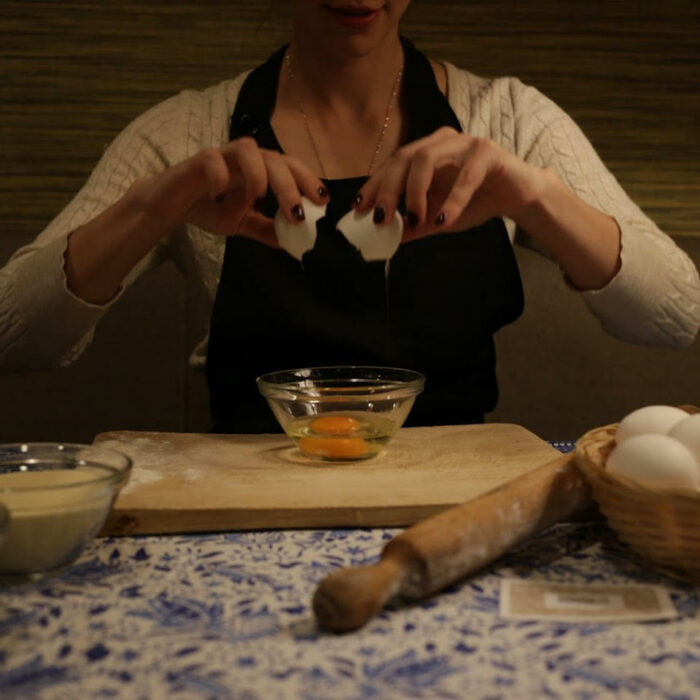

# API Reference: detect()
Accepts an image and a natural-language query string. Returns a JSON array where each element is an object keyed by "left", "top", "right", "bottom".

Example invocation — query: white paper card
[{"left": 499, "top": 579, "right": 678, "bottom": 623}]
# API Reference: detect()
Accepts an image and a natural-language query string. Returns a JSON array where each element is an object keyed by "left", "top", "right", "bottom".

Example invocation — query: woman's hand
[
  {"left": 134, "top": 137, "right": 328, "bottom": 247},
  {"left": 66, "top": 138, "right": 327, "bottom": 304},
  {"left": 354, "top": 127, "right": 542, "bottom": 241},
  {"left": 354, "top": 126, "right": 621, "bottom": 290}
]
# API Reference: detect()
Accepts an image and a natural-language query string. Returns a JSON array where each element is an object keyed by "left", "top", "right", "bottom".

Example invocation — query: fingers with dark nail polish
[
  {"left": 292, "top": 204, "right": 305, "bottom": 221},
  {"left": 435, "top": 212, "right": 446, "bottom": 226},
  {"left": 406, "top": 211, "right": 419, "bottom": 228},
  {"left": 353, "top": 193, "right": 363, "bottom": 208},
  {"left": 373, "top": 207, "right": 385, "bottom": 224},
  {"left": 318, "top": 186, "right": 328, "bottom": 198}
]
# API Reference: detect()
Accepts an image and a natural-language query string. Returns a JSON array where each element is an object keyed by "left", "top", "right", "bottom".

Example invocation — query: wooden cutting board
[{"left": 95, "top": 424, "right": 560, "bottom": 535}]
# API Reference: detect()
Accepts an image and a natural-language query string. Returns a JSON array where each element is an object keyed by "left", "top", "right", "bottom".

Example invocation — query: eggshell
[
  {"left": 337, "top": 208, "right": 403, "bottom": 262},
  {"left": 607, "top": 433, "right": 699, "bottom": 492},
  {"left": 274, "top": 196, "right": 327, "bottom": 261},
  {"left": 668, "top": 413, "right": 700, "bottom": 465},
  {"left": 616, "top": 405, "right": 688, "bottom": 444}
]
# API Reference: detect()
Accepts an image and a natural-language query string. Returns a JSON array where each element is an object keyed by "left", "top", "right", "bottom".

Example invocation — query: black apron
[{"left": 206, "top": 39, "right": 524, "bottom": 433}]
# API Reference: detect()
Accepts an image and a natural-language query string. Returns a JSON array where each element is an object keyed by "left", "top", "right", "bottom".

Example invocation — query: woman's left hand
[{"left": 354, "top": 126, "right": 544, "bottom": 240}]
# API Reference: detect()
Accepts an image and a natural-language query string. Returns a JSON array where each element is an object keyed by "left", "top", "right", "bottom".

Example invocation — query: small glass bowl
[
  {"left": 257, "top": 366, "right": 425, "bottom": 462},
  {"left": 0, "top": 443, "right": 132, "bottom": 582}
]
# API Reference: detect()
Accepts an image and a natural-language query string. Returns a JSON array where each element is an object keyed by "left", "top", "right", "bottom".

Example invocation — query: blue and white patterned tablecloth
[{"left": 1, "top": 443, "right": 698, "bottom": 700}]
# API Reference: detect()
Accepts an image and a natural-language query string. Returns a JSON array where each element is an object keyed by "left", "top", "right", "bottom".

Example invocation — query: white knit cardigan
[{"left": 1, "top": 62, "right": 698, "bottom": 370}]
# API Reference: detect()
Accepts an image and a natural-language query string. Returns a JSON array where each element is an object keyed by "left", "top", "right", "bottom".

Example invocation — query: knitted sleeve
[
  {"left": 445, "top": 63, "right": 700, "bottom": 348},
  {"left": 0, "top": 90, "right": 197, "bottom": 370}
]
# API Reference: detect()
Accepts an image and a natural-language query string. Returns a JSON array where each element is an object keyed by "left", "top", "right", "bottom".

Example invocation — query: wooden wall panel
[
  {"left": 402, "top": 1, "right": 700, "bottom": 238},
  {"left": 1, "top": 0, "right": 698, "bottom": 239}
]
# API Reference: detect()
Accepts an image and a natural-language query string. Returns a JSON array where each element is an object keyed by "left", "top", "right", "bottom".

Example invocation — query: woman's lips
[{"left": 324, "top": 5, "right": 382, "bottom": 29}]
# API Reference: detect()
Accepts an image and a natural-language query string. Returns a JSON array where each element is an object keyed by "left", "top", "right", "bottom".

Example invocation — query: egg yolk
[
  {"left": 298, "top": 436, "right": 369, "bottom": 460},
  {"left": 309, "top": 415, "right": 361, "bottom": 436}
]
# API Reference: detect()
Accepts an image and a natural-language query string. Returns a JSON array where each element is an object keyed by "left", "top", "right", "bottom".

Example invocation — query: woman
[{"left": 1, "top": 1, "right": 698, "bottom": 430}]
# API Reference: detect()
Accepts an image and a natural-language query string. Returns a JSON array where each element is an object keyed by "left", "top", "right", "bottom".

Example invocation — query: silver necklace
[{"left": 284, "top": 50, "right": 403, "bottom": 178}]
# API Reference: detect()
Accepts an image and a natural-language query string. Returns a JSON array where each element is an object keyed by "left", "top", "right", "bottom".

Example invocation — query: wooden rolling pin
[{"left": 313, "top": 453, "right": 591, "bottom": 631}]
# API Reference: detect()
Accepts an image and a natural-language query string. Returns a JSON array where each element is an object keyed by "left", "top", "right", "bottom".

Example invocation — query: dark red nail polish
[
  {"left": 318, "top": 186, "right": 328, "bottom": 198},
  {"left": 292, "top": 204, "right": 305, "bottom": 221},
  {"left": 435, "top": 211, "right": 446, "bottom": 226},
  {"left": 253, "top": 197, "right": 266, "bottom": 212},
  {"left": 406, "top": 211, "right": 419, "bottom": 228},
  {"left": 373, "top": 207, "right": 385, "bottom": 224},
  {"left": 354, "top": 193, "right": 363, "bottom": 207}
]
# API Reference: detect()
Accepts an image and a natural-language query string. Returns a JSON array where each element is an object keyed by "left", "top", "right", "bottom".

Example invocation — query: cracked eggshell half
[
  {"left": 274, "top": 196, "right": 327, "bottom": 261},
  {"left": 337, "top": 208, "right": 403, "bottom": 262}
]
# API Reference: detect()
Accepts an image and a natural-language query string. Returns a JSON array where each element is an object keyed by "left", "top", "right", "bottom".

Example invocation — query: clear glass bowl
[
  {"left": 257, "top": 366, "right": 425, "bottom": 462},
  {"left": 0, "top": 443, "right": 132, "bottom": 582}
]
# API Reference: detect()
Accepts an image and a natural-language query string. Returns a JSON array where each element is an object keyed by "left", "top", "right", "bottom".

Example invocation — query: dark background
[{"left": 0, "top": 0, "right": 698, "bottom": 441}]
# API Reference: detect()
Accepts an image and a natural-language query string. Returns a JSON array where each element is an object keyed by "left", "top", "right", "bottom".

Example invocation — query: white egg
[
  {"left": 668, "top": 413, "right": 700, "bottom": 465},
  {"left": 337, "top": 208, "right": 403, "bottom": 262},
  {"left": 616, "top": 405, "right": 688, "bottom": 444},
  {"left": 607, "top": 433, "right": 699, "bottom": 492},
  {"left": 274, "top": 196, "right": 327, "bottom": 261}
]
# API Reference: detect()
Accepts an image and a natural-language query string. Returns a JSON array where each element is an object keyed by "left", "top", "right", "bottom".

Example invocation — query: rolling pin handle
[{"left": 313, "top": 552, "right": 410, "bottom": 632}]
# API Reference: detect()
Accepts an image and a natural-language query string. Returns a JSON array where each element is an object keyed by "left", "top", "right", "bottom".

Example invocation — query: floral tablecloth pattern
[{"left": 1, "top": 442, "right": 698, "bottom": 700}]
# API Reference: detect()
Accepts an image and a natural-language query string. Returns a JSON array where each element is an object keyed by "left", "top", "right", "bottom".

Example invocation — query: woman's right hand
[
  {"left": 135, "top": 136, "right": 328, "bottom": 247},
  {"left": 65, "top": 138, "right": 327, "bottom": 305}
]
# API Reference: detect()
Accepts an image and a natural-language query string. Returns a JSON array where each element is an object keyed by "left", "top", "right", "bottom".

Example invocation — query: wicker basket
[{"left": 574, "top": 413, "right": 700, "bottom": 583}]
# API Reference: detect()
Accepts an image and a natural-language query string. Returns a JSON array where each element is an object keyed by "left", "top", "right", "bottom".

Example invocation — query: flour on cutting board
[
  {"left": 97, "top": 435, "right": 227, "bottom": 494},
  {"left": 99, "top": 437, "right": 173, "bottom": 494}
]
